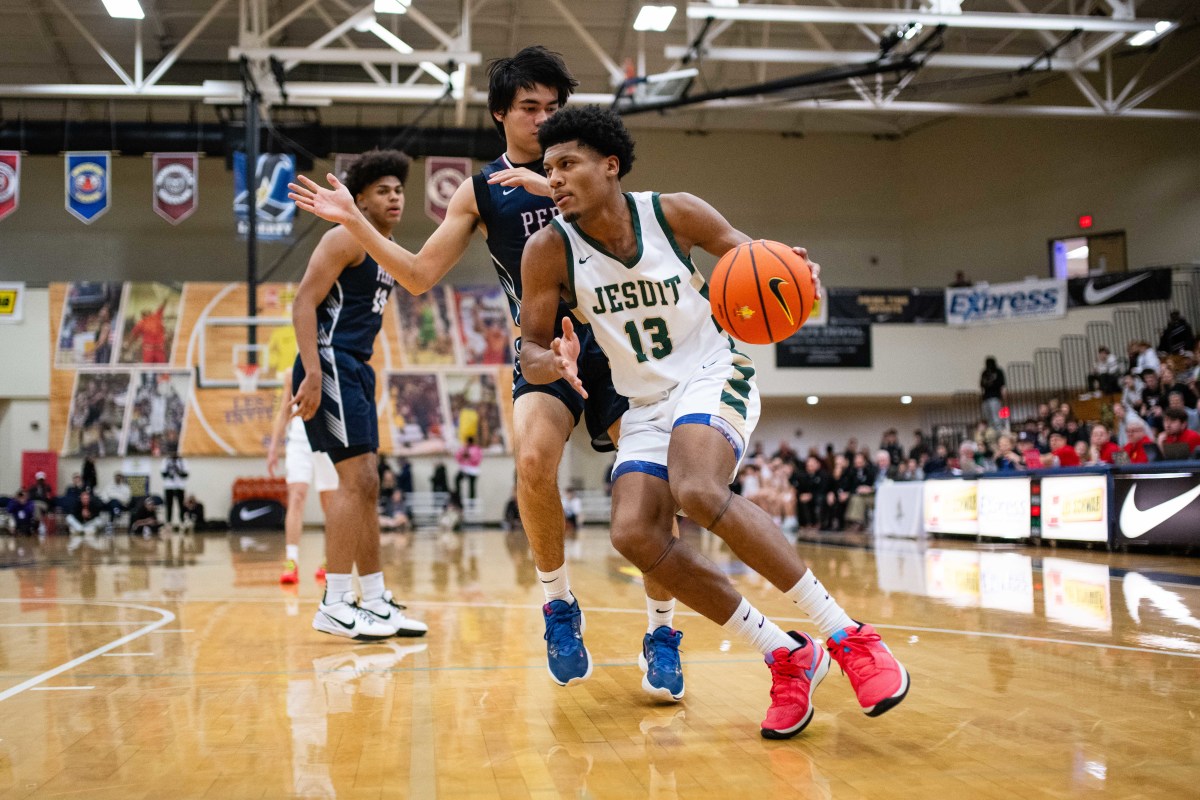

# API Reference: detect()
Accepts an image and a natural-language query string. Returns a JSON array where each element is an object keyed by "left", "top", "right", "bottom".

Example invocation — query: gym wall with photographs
[{"left": 48, "top": 281, "right": 515, "bottom": 458}]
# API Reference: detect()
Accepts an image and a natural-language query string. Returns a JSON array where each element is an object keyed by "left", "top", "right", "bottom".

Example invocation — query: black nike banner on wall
[
  {"left": 827, "top": 288, "right": 946, "bottom": 324},
  {"left": 1066, "top": 268, "right": 1173, "bottom": 308},
  {"left": 1112, "top": 469, "right": 1200, "bottom": 547}
]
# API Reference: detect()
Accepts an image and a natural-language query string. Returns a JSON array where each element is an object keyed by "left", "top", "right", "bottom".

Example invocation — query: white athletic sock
[
  {"left": 359, "top": 571, "right": 385, "bottom": 602},
  {"left": 286, "top": 544, "right": 299, "bottom": 562},
  {"left": 647, "top": 597, "right": 676, "bottom": 633},
  {"left": 537, "top": 564, "right": 575, "bottom": 605},
  {"left": 722, "top": 597, "right": 796, "bottom": 655},
  {"left": 324, "top": 573, "right": 352, "bottom": 603},
  {"left": 785, "top": 570, "right": 856, "bottom": 641}
]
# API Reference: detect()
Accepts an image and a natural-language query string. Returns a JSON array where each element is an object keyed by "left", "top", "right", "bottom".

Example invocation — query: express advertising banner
[
  {"left": 976, "top": 476, "right": 1031, "bottom": 539},
  {"left": 1041, "top": 474, "right": 1109, "bottom": 543},
  {"left": 922, "top": 478, "right": 979, "bottom": 535},
  {"left": 1113, "top": 469, "right": 1200, "bottom": 547},
  {"left": 945, "top": 278, "right": 1066, "bottom": 327},
  {"left": 1066, "top": 268, "right": 1173, "bottom": 308},
  {"left": 827, "top": 287, "right": 946, "bottom": 324}
]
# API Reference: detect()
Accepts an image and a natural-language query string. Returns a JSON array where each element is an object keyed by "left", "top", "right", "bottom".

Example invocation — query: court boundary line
[{"left": 0, "top": 599, "right": 176, "bottom": 702}]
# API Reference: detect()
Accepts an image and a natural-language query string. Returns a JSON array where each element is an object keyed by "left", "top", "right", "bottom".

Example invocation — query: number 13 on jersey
[{"left": 623, "top": 316, "right": 673, "bottom": 363}]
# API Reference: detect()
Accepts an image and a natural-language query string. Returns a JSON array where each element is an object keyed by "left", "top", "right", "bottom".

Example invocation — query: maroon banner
[
  {"left": 152, "top": 152, "right": 198, "bottom": 224},
  {"left": 0, "top": 150, "right": 20, "bottom": 222},
  {"left": 424, "top": 156, "right": 471, "bottom": 223}
]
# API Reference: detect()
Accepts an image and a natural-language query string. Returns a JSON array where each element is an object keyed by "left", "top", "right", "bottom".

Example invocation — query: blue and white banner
[
  {"left": 233, "top": 152, "right": 295, "bottom": 240},
  {"left": 65, "top": 152, "right": 111, "bottom": 224},
  {"left": 945, "top": 277, "right": 1066, "bottom": 327}
]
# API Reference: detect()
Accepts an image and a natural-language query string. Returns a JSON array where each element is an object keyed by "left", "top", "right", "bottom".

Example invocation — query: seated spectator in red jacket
[
  {"left": 1123, "top": 420, "right": 1159, "bottom": 464},
  {"left": 1042, "top": 431, "right": 1081, "bottom": 467},
  {"left": 1158, "top": 408, "right": 1200, "bottom": 453},
  {"left": 1086, "top": 425, "right": 1121, "bottom": 465}
]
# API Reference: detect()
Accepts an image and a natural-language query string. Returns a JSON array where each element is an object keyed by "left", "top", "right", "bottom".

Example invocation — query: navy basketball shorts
[
  {"left": 512, "top": 323, "right": 629, "bottom": 452},
  {"left": 292, "top": 348, "right": 378, "bottom": 456}
]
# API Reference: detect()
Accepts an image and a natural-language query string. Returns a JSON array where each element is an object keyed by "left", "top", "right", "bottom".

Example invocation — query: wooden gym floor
[{"left": 1, "top": 525, "right": 1198, "bottom": 799}]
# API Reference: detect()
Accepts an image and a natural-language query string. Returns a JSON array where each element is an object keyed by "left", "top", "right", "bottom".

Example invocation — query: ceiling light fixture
[
  {"left": 806, "top": 395, "right": 819, "bottom": 405},
  {"left": 1127, "top": 20, "right": 1173, "bottom": 47},
  {"left": 101, "top": 0, "right": 144, "bottom": 19},
  {"left": 634, "top": 5, "right": 678, "bottom": 32}
]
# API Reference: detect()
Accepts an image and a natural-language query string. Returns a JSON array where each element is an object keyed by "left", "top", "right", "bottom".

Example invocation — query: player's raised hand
[
  {"left": 790, "top": 246, "right": 822, "bottom": 299},
  {"left": 289, "top": 173, "right": 357, "bottom": 225},
  {"left": 551, "top": 316, "right": 588, "bottom": 399},
  {"left": 293, "top": 370, "right": 322, "bottom": 421},
  {"left": 486, "top": 167, "right": 552, "bottom": 197}
]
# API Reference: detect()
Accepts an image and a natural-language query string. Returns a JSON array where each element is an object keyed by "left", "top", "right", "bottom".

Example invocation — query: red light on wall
[
  {"left": 1078, "top": 214, "right": 1094, "bottom": 229},
  {"left": 999, "top": 406, "right": 1010, "bottom": 419}
]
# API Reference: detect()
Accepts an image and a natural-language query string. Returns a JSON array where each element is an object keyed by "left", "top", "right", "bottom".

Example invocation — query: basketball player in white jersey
[
  {"left": 267, "top": 364, "right": 337, "bottom": 585},
  {"left": 520, "top": 105, "right": 909, "bottom": 739}
]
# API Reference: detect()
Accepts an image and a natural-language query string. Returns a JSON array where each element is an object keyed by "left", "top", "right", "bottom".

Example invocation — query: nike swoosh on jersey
[
  {"left": 578, "top": 255, "right": 592, "bottom": 263},
  {"left": 502, "top": 187, "right": 518, "bottom": 195},
  {"left": 1083, "top": 273, "right": 1149, "bottom": 305},
  {"left": 1118, "top": 483, "right": 1200, "bottom": 538},
  {"left": 767, "top": 277, "right": 796, "bottom": 325},
  {"left": 238, "top": 505, "right": 274, "bottom": 521}
]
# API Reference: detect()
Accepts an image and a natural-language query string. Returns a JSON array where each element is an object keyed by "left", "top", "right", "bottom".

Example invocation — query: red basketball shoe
[
  {"left": 279, "top": 559, "right": 299, "bottom": 585},
  {"left": 826, "top": 623, "right": 909, "bottom": 717},
  {"left": 761, "top": 631, "right": 829, "bottom": 739},
  {"left": 314, "top": 563, "right": 326, "bottom": 582}
]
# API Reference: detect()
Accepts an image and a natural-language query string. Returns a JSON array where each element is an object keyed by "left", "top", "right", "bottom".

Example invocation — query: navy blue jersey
[
  {"left": 317, "top": 246, "right": 395, "bottom": 360},
  {"left": 472, "top": 154, "right": 567, "bottom": 328}
]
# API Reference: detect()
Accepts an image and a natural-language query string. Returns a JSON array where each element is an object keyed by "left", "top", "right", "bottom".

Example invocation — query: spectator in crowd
[
  {"left": 950, "top": 270, "right": 971, "bottom": 287},
  {"left": 1158, "top": 310, "right": 1196, "bottom": 356},
  {"left": 843, "top": 452, "right": 877, "bottom": 531},
  {"left": 395, "top": 457, "right": 414, "bottom": 494},
  {"left": 1087, "top": 425, "right": 1121, "bottom": 465},
  {"left": 130, "top": 496, "right": 163, "bottom": 538},
  {"left": 897, "top": 458, "right": 924, "bottom": 482},
  {"left": 957, "top": 441, "right": 984, "bottom": 476},
  {"left": 1112, "top": 401, "right": 1143, "bottom": 446},
  {"left": 27, "top": 471, "right": 53, "bottom": 534},
  {"left": 908, "top": 430, "right": 930, "bottom": 463},
  {"left": 1140, "top": 369, "right": 1166, "bottom": 432},
  {"left": 160, "top": 451, "right": 189, "bottom": 529},
  {"left": 824, "top": 454, "right": 852, "bottom": 532},
  {"left": 1166, "top": 391, "right": 1199, "bottom": 433},
  {"left": 379, "top": 489, "right": 413, "bottom": 532},
  {"left": 842, "top": 437, "right": 859, "bottom": 462},
  {"left": 771, "top": 440, "right": 801, "bottom": 471},
  {"left": 792, "top": 455, "right": 829, "bottom": 532},
  {"left": 181, "top": 495, "right": 205, "bottom": 532},
  {"left": 1160, "top": 366, "right": 1197, "bottom": 408},
  {"left": 924, "top": 443, "right": 950, "bottom": 475},
  {"left": 973, "top": 419, "right": 998, "bottom": 458},
  {"left": 1123, "top": 420, "right": 1159, "bottom": 464},
  {"left": 438, "top": 492, "right": 464, "bottom": 533},
  {"left": 101, "top": 472, "right": 132, "bottom": 522},
  {"left": 993, "top": 434, "right": 1023, "bottom": 472},
  {"left": 1129, "top": 340, "right": 1161, "bottom": 375},
  {"left": 454, "top": 436, "right": 483, "bottom": 500},
  {"left": 430, "top": 462, "right": 450, "bottom": 495},
  {"left": 1042, "top": 431, "right": 1081, "bottom": 468},
  {"left": 979, "top": 357, "right": 1007, "bottom": 430},
  {"left": 81, "top": 456, "right": 97, "bottom": 492},
  {"left": 67, "top": 489, "right": 106, "bottom": 536},
  {"left": 61, "top": 474, "right": 86, "bottom": 512},
  {"left": 1065, "top": 417, "right": 1088, "bottom": 447},
  {"left": 6, "top": 491, "right": 36, "bottom": 535},
  {"left": 879, "top": 429, "right": 905, "bottom": 466},
  {"left": 1087, "top": 346, "right": 1122, "bottom": 396},
  {"left": 1158, "top": 408, "right": 1200, "bottom": 454},
  {"left": 1120, "top": 374, "right": 1143, "bottom": 413},
  {"left": 1015, "top": 433, "right": 1041, "bottom": 467},
  {"left": 379, "top": 467, "right": 398, "bottom": 503}
]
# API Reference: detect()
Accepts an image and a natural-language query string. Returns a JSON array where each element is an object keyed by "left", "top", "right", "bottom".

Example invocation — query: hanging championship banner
[
  {"left": 827, "top": 287, "right": 946, "bottom": 324},
  {"left": 424, "top": 156, "right": 471, "bottom": 223},
  {"left": 65, "top": 152, "right": 111, "bottom": 224},
  {"left": 0, "top": 150, "right": 19, "bottom": 222},
  {"left": 151, "top": 153, "right": 198, "bottom": 224},
  {"left": 233, "top": 152, "right": 295, "bottom": 240}
]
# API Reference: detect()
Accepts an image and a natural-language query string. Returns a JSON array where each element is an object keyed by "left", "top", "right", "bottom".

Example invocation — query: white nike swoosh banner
[
  {"left": 1118, "top": 481, "right": 1200, "bottom": 540},
  {"left": 1082, "top": 273, "right": 1149, "bottom": 305}
]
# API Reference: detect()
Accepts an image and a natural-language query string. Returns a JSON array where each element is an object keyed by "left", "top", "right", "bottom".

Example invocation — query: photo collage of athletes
[
  {"left": 57, "top": 281, "right": 190, "bottom": 458},
  {"left": 387, "top": 284, "right": 514, "bottom": 455}
]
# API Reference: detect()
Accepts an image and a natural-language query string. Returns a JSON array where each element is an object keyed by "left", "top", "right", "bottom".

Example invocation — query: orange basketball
[{"left": 709, "top": 240, "right": 815, "bottom": 345}]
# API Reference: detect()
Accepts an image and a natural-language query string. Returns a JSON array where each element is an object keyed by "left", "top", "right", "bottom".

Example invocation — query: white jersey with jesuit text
[{"left": 551, "top": 191, "right": 742, "bottom": 399}]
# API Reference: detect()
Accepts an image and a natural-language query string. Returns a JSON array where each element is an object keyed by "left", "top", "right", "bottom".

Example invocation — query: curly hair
[
  {"left": 487, "top": 45, "right": 578, "bottom": 137},
  {"left": 343, "top": 149, "right": 412, "bottom": 197},
  {"left": 537, "top": 105, "right": 636, "bottom": 178}
]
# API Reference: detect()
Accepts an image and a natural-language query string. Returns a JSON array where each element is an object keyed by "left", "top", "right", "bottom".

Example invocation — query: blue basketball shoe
[
  {"left": 543, "top": 599, "right": 593, "bottom": 686},
  {"left": 638, "top": 626, "right": 685, "bottom": 701}
]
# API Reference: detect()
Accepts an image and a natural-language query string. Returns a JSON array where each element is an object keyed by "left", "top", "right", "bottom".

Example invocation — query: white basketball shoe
[
  {"left": 312, "top": 590, "right": 397, "bottom": 641},
  {"left": 360, "top": 590, "right": 428, "bottom": 638}
]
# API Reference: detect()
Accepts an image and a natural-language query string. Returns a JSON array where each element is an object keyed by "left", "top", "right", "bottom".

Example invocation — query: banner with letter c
[
  {"left": 945, "top": 277, "right": 1065, "bottom": 327},
  {"left": 0, "top": 150, "right": 19, "bottom": 222},
  {"left": 152, "top": 153, "right": 198, "bottom": 224},
  {"left": 425, "top": 156, "right": 472, "bottom": 223}
]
